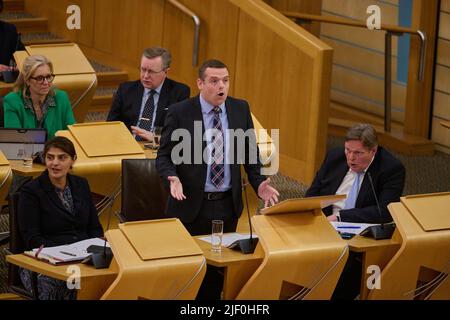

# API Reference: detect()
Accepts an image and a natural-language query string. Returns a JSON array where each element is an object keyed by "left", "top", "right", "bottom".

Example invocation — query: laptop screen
[{"left": 0, "top": 128, "right": 47, "bottom": 160}]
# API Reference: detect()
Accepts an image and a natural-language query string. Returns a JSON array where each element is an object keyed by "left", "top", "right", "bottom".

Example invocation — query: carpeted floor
[{"left": 0, "top": 135, "right": 449, "bottom": 294}]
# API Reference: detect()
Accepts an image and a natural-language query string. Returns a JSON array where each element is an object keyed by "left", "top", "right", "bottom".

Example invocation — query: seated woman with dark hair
[{"left": 18, "top": 136, "right": 104, "bottom": 300}]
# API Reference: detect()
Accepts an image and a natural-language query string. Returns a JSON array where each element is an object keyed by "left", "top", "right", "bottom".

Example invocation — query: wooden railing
[{"left": 283, "top": 11, "right": 427, "bottom": 133}]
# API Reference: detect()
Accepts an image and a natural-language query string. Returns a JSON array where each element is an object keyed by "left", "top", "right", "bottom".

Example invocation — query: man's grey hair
[
  {"left": 142, "top": 47, "right": 172, "bottom": 69},
  {"left": 345, "top": 123, "right": 378, "bottom": 150}
]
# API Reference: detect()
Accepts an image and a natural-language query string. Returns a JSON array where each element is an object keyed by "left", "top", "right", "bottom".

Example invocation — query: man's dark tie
[
  {"left": 136, "top": 90, "right": 156, "bottom": 141},
  {"left": 210, "top": 106, "right": 224, "bottom": 189}
]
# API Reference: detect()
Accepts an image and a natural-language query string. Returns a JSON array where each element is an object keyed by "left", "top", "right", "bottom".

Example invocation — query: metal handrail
[
  {"left": 167, "top": 0, "right": 200, "bottom": 66},
  {"left": 283, "top": 12, "right": 427, "bottom": 132}
]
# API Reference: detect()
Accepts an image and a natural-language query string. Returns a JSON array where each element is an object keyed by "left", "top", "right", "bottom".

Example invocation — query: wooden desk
[
  {"left": 10, "top": 143, "right": 156, "bottom": 177},
  {"left": 6, "top": 254, "right": 118, "bottom": 300},
  {"left": 348, "top": 233, "right": 401, "bottom": 300},
  {"left": 194, "top": 236, "right": 264, "bottom": 300},
  {"left": 441, "top": 121, "right": 450, "bottom": 129},
  {"left": 10, "top": 160, "right": 46, "bottom": 178},
  {"left": 193, "top": 232, "right": 401, "bottom": 300}
]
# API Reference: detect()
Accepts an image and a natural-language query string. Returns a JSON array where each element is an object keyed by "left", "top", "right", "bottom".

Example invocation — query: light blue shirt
[
  {"left": 200, "top": 94, "right": 231, "bottom": 192},
  {"left": 135, "top": 81, "right": 164, "bottom": 129}
]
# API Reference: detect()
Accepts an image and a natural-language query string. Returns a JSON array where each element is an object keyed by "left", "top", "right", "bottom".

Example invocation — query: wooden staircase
[{"left": 1, "top": 0, "right": 128, "bottom": 121}]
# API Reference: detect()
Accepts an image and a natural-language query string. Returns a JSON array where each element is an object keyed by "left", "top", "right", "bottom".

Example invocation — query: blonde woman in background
[{"left": 3, "top": 54, "right": 75, "bottom": 138}]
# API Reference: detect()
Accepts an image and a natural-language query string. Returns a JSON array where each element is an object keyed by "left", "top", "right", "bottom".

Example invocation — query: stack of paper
[
  {"left": 24, "top": 238, "right": 110, "bottom": 264},
  {"left": 330, "top": 221, "right": 377, "bottom": 235}
]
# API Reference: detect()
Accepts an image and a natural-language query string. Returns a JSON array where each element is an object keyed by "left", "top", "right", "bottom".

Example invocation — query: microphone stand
[
  {"left": 361, "top": 172, "right": 396, "bottom": 240},
  {"left": 88, "top": 180, "right": 121, "bottom": 268},
  {"left": 229, "top": 178, "right": 259, "bottom": 254}
]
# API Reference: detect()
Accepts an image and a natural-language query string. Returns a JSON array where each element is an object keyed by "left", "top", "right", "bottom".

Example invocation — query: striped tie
[
  {"left": 136, "top": 89, "right": 156, "bottom": 141},
  {"left": 210, "top": 106, "right": 224, "bottom": 188}
]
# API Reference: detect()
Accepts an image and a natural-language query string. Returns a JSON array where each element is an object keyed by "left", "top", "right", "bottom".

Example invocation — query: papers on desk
[
  {"left": 330, "top": 221, "right": 377, "bottom": 235},
  {"left": 198, "top": 233, "right": 259, "bottom": 248},
  {"left": 24, "top": 238, "right": 110, "bottom": 265}
]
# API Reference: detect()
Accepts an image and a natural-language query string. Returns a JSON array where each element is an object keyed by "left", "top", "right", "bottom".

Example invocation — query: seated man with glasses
[
  {"left": 305, "top": 123, "right": 405, "bottom": 300},
  {"left": 3, "top": 54, "right": 75, "bottom": 138},
  {"left": 305, "top": 123, "right": 405, "bottom": 224},
  {"left": 107, "top": 47, "right": 190, "bottom": 140}
]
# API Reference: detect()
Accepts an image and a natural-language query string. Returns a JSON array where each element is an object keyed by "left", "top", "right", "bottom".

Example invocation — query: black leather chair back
[
  {"left": 8, "top": 179, "right": 38, "bottom": 299},
  {"left": 119, "top": 159, "right": 168, "bottom": 222}
]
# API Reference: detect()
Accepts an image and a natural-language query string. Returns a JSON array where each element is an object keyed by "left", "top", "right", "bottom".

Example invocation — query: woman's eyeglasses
[{"left": 30, "top": 74, "right": 55, "bottom": 83}]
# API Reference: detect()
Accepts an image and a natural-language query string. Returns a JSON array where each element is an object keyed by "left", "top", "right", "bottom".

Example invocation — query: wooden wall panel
[
  {"left": 24, "top": 0, "right": 94, "bottom": 46},
  {"left": 93, "top": 0, "right": 164, "bottom": 68},
  {"left": 322, "top": 37, "right": 398, "bottom": 78},
  {"left": 433, "top": 91, "right": 450, "bottom": 120},
  {"left": 404, "top": 0, "right": 439, "bottom": 137},
  {"left": 322, "top": 0, "right": 399, "bottom": 24},
  {"left": 431, "top": 2, "right": 450, "bottom": 154},
  {"left": 22, "top": 0, "right": 333, "bottom": 183},
  {"left": 162, "top": 0, "right": 239, "bottom": 90},
  {"left": 264, "top": 0, "right": 322, "bottom": 36},
  {"left": 438, "top": 12, "right": 450, "bottom": 40},
  {"left": 232, "top": 0, "right": 333, "bottom": 183},
  {"left": 437, "top": 39, "right": 450, "bottom": 66}
]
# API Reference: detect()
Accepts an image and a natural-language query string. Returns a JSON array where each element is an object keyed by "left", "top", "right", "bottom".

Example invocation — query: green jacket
[{"left": 3, "top": 89, "right": 76, "bottom": 138}]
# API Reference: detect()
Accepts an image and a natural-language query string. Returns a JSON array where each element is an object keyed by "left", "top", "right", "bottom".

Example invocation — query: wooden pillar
[{"left": 404, "top": 0, "right": 440, "bottom": 137}]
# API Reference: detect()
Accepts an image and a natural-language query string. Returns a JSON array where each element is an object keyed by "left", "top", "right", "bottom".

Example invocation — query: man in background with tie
[
  {"left": 305, "top": 123, "right": 405, "bottom": 224},
  {"left": 156, "top": 59, "right": 279, "bottom": 299},
  {"left": 107, "top": 47, "right": 190, "bottom": 139}
]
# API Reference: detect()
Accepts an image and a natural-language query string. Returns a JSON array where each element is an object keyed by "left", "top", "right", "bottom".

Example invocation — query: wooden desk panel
[{"left": 6, "top": 254, "right": 117, "bottom": 300}]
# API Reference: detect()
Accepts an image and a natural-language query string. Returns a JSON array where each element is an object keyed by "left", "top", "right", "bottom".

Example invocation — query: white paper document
[
  {"left": 25, "top": 238, "right": 110, "bottom": 264},
  {"left": 330, "top": 221, "right": 377, "bottom": 235},
  {"left": 198, "top": 232, "right": 258, "bottom": 248}
]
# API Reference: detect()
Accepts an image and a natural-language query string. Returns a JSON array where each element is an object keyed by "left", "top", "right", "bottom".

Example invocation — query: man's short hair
[
  {"left": 198, "top": 59, "right": 228, "bottom": 80},
  {"left": 142, "top": 47, "right": 171, "bottom": 69},
  {"left": 345, "top": 123, "right": 378, "bottom": 150}
]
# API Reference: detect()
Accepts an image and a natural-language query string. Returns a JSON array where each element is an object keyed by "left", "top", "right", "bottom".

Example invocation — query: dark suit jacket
[
  {"left": 18, "top": 171, "right": 104, "bottom": 250},
  {"left": 0, "top": 20, "right": 24, "bottom": 66},
  {"left": 305, "top": 146, "right": 405, "bottom": 223},
  {"left": 156, "top": 95, "right": 265, "bottom": 223},
  {"left": 107, "top": 78, "right": 190, "bottom": 131}
]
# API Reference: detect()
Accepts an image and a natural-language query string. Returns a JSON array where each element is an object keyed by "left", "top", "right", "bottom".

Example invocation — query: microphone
[
  {"left": 229, "top": 178, "right": 259, "bottom": 254},
  {"left": 360, "top": 172, "right": 396, "bottom": 240},
  {"left": 87, "top": 180, "right": 121, "bottom": 268}
]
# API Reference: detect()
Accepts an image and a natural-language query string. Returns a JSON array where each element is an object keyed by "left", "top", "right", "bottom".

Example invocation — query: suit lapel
[
  {"left": 155, "top": 79, "right": 171, "bottom": 125},
  {"left": 40, "top": 171, "right": 73, "bottom": 216},
  {"left": 330, "top": 160, "right": 349, "bottom": 195},
  {"left": 225, "top": 99, "right": 238, "bottom": 131},
  {"left": 355, "top": 150, "right": 381, "bottom": 208},
  {"left": 132, "top": 82, "right": 145, "bottom": 126}
]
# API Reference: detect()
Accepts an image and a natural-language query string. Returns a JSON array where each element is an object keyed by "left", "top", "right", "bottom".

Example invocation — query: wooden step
[
  {"left": 96, "top": 71, "right": 128, "bottom": 87},
  {"left": 21, "top": 32, "right": 70, "bottom": 45},
  {"left": 3, "top": 0, "right": 25, "bottom": 12},
  {"left": 5, "top": 17, "right": 48, "bottom": 33},
  {"left": 328, "top": 117, "right": 435, "bottom": 155}
]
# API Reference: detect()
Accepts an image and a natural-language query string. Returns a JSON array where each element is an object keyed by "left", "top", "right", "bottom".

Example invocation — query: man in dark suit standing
[
  {"left": 107, "top": 47, "right": 190, "bottom": 139},
  {"left": 156, "top": 59, "right": 279, "bottom": 299},
  {"left": 306, "top": 123, "right": 405, "bottom": 299},
  {"left": 306, "top": 123, "right": 405, "bottom": 224},
  {"left": 0, "top": 0, "right": 24, "bottom": 73}
]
